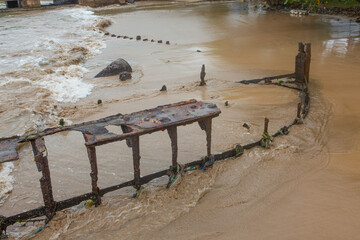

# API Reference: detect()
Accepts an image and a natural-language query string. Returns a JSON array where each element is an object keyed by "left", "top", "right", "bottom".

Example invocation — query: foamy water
[
  {"left": 0, "top": 8, "right": 105, "bottom": 103},
  {"left": 0, "top": 7, "right": 108, "bottom": 208}
]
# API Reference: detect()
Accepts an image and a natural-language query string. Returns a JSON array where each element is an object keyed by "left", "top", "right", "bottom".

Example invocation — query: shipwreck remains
[{"left": 0, "top": 42, "right": 311, "bottom": 236}]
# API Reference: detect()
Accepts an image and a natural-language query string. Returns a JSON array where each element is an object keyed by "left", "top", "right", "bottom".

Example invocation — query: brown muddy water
[{"left": 0, "top": 1, "right": 359, "bottom": 239}]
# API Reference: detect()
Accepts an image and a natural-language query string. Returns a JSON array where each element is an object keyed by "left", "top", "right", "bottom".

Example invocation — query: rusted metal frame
[
  {"left": 295, "top": 42, "right": 306, "bottom": 83},
  {"left": 198, "top": 118, "right": 212, "bottom": 157},
  {"left": 86, "top": 113, "right": 220, "bottom": 147},
  {"left": 236, "top": 73, "right": 295, "bottom": 84},
  {"left": 167, "top": 126, "right": 178, "bottom": 173},
  {"left": 83, "top": 133, "right": 102, "bottom": 206},
  {"left": 131, "top": 135, "right": 141, "bottom": 190},
  {"left": 30, "top": 138, "right": 56, "bottom": 220}
]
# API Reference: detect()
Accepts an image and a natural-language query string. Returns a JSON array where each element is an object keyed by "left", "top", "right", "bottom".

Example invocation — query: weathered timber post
[
  {"left": 304, "top": 43, "right": 311, "bottom": 83},
  {"left": 200, "top": 64, "right": 206, "bottom": 86},
  {"left": 30, "top": 138, "right": 56, "bottom": 219},
  {"left": 167, "top": 127, "right": 178, "bottom": 173},
  {"left": 198, "top": 119, "right": 212, "bottom": 157},
  {"left": 295, "top": 42, "right": 306, "bottom": 83},
  {"left": 83, "top": 134, "right": 101, "bottom": 206},
  {"left": 131, "top": 136, "right": 141, "bottom": 190}
]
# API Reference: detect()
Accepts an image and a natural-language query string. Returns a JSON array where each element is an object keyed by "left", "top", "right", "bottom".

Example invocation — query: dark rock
[
  {"left": 151, "top": 39, "right": 154, "bottom": 42},
  {"left": 158, "top": 40, "right": 163, "bottom": 43},
  {"left": 97, "top": 99, "right": 102, "bottom": 104},
  {"left": 143, "top": 39, "right": 148, "bottom": 41},
  {"left": 104, "top": 32, "right": 110, "bottom": 36},
  {"left": 95, "top": 58, "right": 132, "bottom": 78},
  {"left": 124, "top": 36, "right": 128, "bottom": 39},
  {"left": 197, "top": 50, "right": 202, "bottom": 52},
  {"left": 117, "top": 36, "right": 121, "bottom": 38},
  {"left": 242, "top": 123, "right": 250, "bottom": 130},
  {"left": 129, "top": 37, "right": 133, "bottom": 40},
  {"left": 136, "top": 35, "right": 141, "bottom": 40},
  {"left": 160, "top": 85, "right": 167, "bottom": 91},
  {"left": 111, "top": 34, "right": 116, "bottom": 37},
  {"left": 119, "top": 72, "right": 132, "bottom": 81},
  {"left": 166, "top": 41, "right": 170, "bottom": 45}
]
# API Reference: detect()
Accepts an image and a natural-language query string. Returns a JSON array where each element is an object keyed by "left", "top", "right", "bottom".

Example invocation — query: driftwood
[{"left": 236, "top": 73, "right": 295, "bottom": 84}]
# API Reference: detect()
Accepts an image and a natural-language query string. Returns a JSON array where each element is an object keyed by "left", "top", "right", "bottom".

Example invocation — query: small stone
[
  {"left": 111, "top": 34, "right": 116, "bottom": 37},
  {"left": 166, "top": 41, "right": 170, "bottom": 45},
  {"left": 104, "top": 32, "right": 110, "bottom": 36},
  {"left": 117, "top": 36, "right": 121, "bottom": 38},
  {"left": 242, "top": 123, "right": 250, "bottom": 130},
  {"left": 97, "top": 99, "right": 102, "bottom": 105},
  {"left": 119, "top": 72, "right": 132, "bottom": 81},
  {"left": 59, "top": 118, "right": 65, "bottom": 126},
  {"left": 158, "top": 40, "right": 162, "bottom": 43},
  {"left": 143, "top": 39, "right": 148, "bottom": 41},
  {"left": 136, "top": 35, "right": 141, "bottom": 40},
  {"left": 151, "top": 39, "right": 154, "bottom": 42},
  {"left": 160, "top": 85, "right": 167, "bottom": 91},
  {"left": 129, "top": 37, "right": 133, "bottom": 40},
  {"left": 124, "top": 36, "right": 128, "bottom": 39},
  {"left": 197, "top": 50, "right": 202, "bottom": 52}
]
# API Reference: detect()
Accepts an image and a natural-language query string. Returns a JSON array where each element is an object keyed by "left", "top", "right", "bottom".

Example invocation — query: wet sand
[{"left": 1, "top": 1, "right": 359, "bottom": 239}]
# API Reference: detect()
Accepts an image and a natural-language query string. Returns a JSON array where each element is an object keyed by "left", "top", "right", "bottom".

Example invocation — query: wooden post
[
  {"left": 304, "top": 43, "right": 311, "bottom": 83},
  {"left": 200, "top": 64, "right": 206, "bottom": 86},
  {"left": 30, "top": 138, "right": 56, "bottom": 219},
  {"left": 167, "top": 127, "right": 178, "bottom": 173},
  {"left": 295, "top": 42, "right": 306, "bottom": 83},
  {"left": 131, "top": 136, "right": 141, "bottom": 190},
  {"left": 83, "top": 134, "right": 101, "bottom": 206}
]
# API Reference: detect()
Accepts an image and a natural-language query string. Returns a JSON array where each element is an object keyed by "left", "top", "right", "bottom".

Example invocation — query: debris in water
[
  {"left": 59, "top": 118, "right": 64, "bottom": 126},
  {"left": 160, "top": 85, "right": 167, "bottom": 91},
  {"left": 243, "top": 123, "right": 250, "bottom": 130},
  {"left": 225, "top": 101, "right": 229, "bottom": 106},
  {"left": 200, "top": 64, "right": 206, "bottom": 86}
]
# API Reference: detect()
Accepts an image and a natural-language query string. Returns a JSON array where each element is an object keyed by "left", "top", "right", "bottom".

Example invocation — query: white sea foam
[
  {"left": 0, "top": 162, "right": 15, "bottom": 206},
  {"left": 0, "top": 8, "right": 107, "bottom": 103}
]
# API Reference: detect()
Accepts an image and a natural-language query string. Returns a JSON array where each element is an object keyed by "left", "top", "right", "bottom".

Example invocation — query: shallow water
[{"left": 0, "top": 1, "right": 359, "bottom": 239}]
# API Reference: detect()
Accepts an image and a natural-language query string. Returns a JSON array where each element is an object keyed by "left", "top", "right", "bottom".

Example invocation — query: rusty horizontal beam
[{"left": 236, "top": 73, "right": 295, "bottom": 84}]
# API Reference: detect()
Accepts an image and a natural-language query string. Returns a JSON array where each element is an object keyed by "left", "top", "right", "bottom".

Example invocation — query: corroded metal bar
[
  {"left": 131, "top": 136, "right": 141, "bottom": 190},
  {"left": 198, "top": 118, "right": 212, "bottom": 157},
  {"left": 295, "top": 42, "right": 306, "bottom": 83},
  {"left": 83, "top": 133, "right": 101, "bottom": 206},
  {"left": 264, "top": 118, "right": 269, "bottom": 132},
  {"left": 30, "top": 138, "right": 56, "bottom": 220},
  {"left": 237, "top": 73, "right": 295, "bottom": 84},
  {"left": 305, "top": 43, "right": 311, "bottom": 83},
  {"left": 167, "top": 126, "right": 178, "bottom": 173}
]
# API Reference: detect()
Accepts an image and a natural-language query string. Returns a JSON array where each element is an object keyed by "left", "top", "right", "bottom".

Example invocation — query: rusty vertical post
[
  {"left": 295, "top": 42, "right": 306, "bottom": 83},
  {"left": 200, "top": 64, "right": 206, "bottom": 86},
  {"left": 83, "top": 134, "right": 101, "bottom": 206},
  {"left": 304, "top": 43, "right": 311, "bottom": 83},
  {"left": 198, "top": 118, "right": 212, "bottom": 157},
  {"left": 167, "top": 127, "right": 178, "bottom": 173},
  {"left": 131, "top": 136, "right": 141, "bottom": 190},
  {"left": 30, "top": 138, "right": 56, "bottom": 219},
  {"left": 264, "top": 117, "right": 269, "bottom": 133}
]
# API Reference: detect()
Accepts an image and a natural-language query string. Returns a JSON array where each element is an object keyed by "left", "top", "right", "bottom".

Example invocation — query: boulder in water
[
  {"left": 119, "top": 72, "right": 132, "bottom": 81},
  {"left": 95, "top": 58, "right": 132, "bottom": 78}
]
